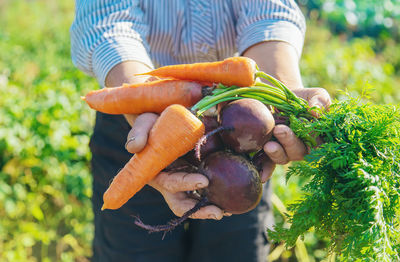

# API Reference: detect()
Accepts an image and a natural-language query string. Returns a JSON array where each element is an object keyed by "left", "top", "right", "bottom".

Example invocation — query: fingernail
[
  {"left": 311, "top": 102, "right": 323, "bottom": 109},
  {"left": 265, "top": 145, "right": 277, "bottom": 154},
  {"left": 196, "top": 182, "right": 206, "bottom": 189},
  {"left": 267, "top": 149, "right": 277, "bottom": 155},
  {"left": 125, "top": 137, "right": 135, "bottom": 149},
  {"left": 275, "top": 130, "right": 287, "bottom": 137},
  {"left": 208, "top": 214, "right": 217, "bottom": 220}
]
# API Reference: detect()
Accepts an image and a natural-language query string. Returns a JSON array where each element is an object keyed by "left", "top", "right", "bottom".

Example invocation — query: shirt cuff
[
  {"left": 92, "top": 37, "right": 154, "bottom": 87},
  {"left": 238, "top": 20, "right": 305, "bottom": 58}
]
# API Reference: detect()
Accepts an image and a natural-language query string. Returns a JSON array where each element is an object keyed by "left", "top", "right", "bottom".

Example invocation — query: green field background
[{"left": 0, "top": 1, "right": 399, "bottom": 261}]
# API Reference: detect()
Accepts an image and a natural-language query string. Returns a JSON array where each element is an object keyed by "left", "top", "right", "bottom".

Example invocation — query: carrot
[
  {"left": 82, "top": 79, "right": 204, "bottom": 115},
  {"left": 136, "top": 57, "right": 257, "bottom": 87},
  {"left": 101, "top": 104, "right": 205, "bottom": 210}
]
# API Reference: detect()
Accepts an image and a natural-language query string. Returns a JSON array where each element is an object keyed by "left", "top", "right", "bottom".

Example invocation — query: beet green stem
[
  {"left": 255, "top": 71, "right": 307, "bottom": 106},
  {"left": 191, "top": 71, "right": 312, "bottom": 119},
  {"left": 193, "top": 87, "right": 288, "bottom": 113}
]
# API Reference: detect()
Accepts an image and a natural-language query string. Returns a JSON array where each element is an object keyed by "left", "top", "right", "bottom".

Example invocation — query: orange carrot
[
  {"left": 82, "top": 79, "right": 204, "bottom": 115},
  {"left": 136, "top": 57, "right": 257, "bottom": 87},
  {"left": 101, "top": 104, "right": 205, "bottom": 210}
]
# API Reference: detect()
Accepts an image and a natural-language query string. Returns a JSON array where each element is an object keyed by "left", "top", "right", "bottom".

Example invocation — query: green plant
[
  {"left": 301, "top": 21, "right": 400, "bottom": 104},
  {"left": 0, "top": 1, "right": 96, "bottom": 261},
  {"left": 270, "top": 94, "right": 400, "bottom": 261},
  {"left": 298, "top": 0, "right": 400, "bottom": 40}
]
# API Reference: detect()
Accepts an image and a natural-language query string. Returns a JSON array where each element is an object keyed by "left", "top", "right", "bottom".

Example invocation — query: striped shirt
[{"left": 70, "top": 0, "right": 306, "bottom": 87}]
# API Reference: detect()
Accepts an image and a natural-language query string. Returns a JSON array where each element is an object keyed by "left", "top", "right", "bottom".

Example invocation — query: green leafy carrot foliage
[{"left": 269, "top": 97, "right": 400, "bottom": 261}]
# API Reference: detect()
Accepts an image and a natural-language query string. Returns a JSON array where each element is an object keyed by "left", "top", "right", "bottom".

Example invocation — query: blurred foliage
[
  {"left": 297, "top": 0, "right": 400, "bottom": 40},
  {"left": 0, "top": 0, "right": 399, "bottom": 261},
  {"left": 301, "top": 20, "right": 400, "bottom": 104},
  {"left": 0, "top": 0, "right": 96, "bottom": 261}
]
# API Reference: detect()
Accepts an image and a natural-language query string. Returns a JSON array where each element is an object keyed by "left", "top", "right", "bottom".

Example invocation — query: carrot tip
[
  {"left": 101, "top": 204, "right": 106, "bottom": 211},
  {"left": 134, "top": 72, "right": 148, "bottom": 76}
]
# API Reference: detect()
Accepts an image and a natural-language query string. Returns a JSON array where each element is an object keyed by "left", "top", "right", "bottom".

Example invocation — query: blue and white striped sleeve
[
  {"left": 70, "top": 0, "right": 154, "bottom": 87},
  {"left": 233, "top": 0, "right": 306, "bottom": 57}
]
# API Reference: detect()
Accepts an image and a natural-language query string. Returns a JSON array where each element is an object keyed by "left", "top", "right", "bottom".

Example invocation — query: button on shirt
[{"left": 70, "top": 0, "right": 306, "bottom": 87}]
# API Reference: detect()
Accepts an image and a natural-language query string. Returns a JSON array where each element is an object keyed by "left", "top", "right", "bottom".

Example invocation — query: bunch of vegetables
[{"left": 82, "top": 57, "right": 400, "bottom": 260}]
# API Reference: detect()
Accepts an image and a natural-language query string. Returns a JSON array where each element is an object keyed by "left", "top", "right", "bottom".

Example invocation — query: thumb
[
  {"left": 125, "top": 113, "right": 158, "bottom": 153},
  {"left": 308, "top": 95, "right": 327, "bottom": 110},
  {"left": 308, "top": 92, "right": 331, "bottom": 118},
  {"left": 294, "top": 88, "right": 331, "bottom": 117}
]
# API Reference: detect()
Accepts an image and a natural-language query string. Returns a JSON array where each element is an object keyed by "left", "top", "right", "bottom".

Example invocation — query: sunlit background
[{"left": 0, "top": 0, "right": 399, "bottom": 261}]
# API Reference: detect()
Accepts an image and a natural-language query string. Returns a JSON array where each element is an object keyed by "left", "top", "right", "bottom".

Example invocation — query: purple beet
[
  {"left": 133, "top": 151, "right": 262, "bottom": 235},
  {"left": 197, "top": 151, "right": 262, "bottom": 214},
  {"left": 219, "top": 98, "right": 275, "bottom": 153},
  {"left": 251, "top": 150, "right": 271, "bottom": 173},
  {"left": 183, "top": 115, "right": 224, "bottom": 165}
]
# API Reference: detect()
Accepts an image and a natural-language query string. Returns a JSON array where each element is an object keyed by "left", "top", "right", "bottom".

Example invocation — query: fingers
[
  {"left": 125, "top": 113, "right": 158, "bottom": 153},
  {"left": 259, "top": 157, "right": 276, "bottom": 183},
  {"left": 293, "top": 87, "right": 331, "bottom": 108},
  {"left": 123, "top": 114, "right": 138, "bottom": 127},
  {"left": 149, "top": 172, "right": 226, "bottom": 220},
  {"left": 264, "top": 125, "right": 307, "bottom": 163},
  {"left": 152, "top": 172, "right": 209, "bottom": 193},
  {"left": 308, "top": 89, "right": 331, "bottom": 109},
  {"left": 293, "top": 87, "right": 332, "bottom": 117},
  {"left": 189, "top": 205, "right": 224, "bottom": 220},
  {"left": 164, "top": 192, "right": 224, "bottom": 220},
  {"left": 273, "top": 125, "right": 307, "bottom": 160},
  {"left": 308, "top": 89, "right": 332, "bottom": 117},
  {"left": 264, "top": 141, "right": 288, "bottom": 165}
]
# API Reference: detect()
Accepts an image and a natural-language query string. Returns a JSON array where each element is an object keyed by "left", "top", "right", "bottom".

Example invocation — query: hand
[
  {"left": 147, "top": 171, "right": 225, "bottom": 220},
  {"left": 106, "top": 62, "right": 225, "bottom": 220},
  {"left": 260, "top": 87, "right": 332, "bottom": 182},
  {"left": 125, "top": 113, "right": 226, "bottom": 220}
]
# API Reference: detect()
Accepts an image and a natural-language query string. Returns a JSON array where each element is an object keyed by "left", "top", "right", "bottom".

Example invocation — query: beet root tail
[
  {"left": 133, "top": 197, "right": 209, "bottom": 239},
  {"left": 195, "top": 126, "right": 233, "bottom": 161}
]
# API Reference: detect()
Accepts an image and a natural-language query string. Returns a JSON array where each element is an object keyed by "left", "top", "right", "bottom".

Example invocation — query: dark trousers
[{"left": 90, "top": 112, "right": 273, "bottom": 262}]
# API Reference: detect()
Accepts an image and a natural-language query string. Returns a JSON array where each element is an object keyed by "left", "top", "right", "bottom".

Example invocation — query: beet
[
  {"left": 197, "top": 151, "right": 262, "bottom": 214},
  {"left": 133, "top": 151, "right": 263, "bottom": 235},
  {"left": 251, "top": 150, "right": 271, "bottom": 173},
  {"left": 183, "top": 115, "right": 224, "bottom": 165},
  {"left": 219, "top": 98, "right": 275, "bottom": 153}
]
